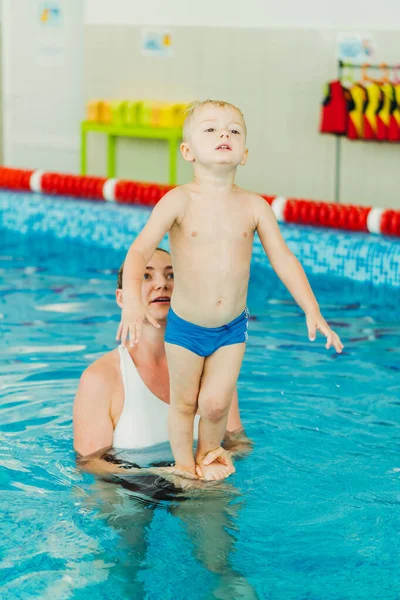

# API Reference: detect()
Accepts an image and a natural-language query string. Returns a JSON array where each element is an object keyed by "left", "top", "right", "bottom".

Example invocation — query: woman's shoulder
[
  {"left": 73, "top": 349, "right": 123, "bottom": 455},
  {"left": 78, "top": 348, "right": 121, "bottom": 394}
]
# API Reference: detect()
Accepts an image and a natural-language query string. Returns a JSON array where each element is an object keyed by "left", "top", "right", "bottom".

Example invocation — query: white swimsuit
[{"left": 113, "top": 345, "right": 199, "bottom": 450}]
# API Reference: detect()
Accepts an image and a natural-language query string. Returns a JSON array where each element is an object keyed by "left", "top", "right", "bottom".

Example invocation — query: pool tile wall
[{"left": 0, "top": 191, "right": 399, "bottom": 287}]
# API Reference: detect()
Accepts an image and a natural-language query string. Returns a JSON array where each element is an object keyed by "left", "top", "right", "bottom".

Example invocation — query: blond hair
[{"left": 182, "top": 99, "right": 247, "bottom": 141}]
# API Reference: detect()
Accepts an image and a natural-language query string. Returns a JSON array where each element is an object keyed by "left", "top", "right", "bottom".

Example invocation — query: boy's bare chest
[{"left": 177, "top": 200, "right": 255, "bottom": 241}]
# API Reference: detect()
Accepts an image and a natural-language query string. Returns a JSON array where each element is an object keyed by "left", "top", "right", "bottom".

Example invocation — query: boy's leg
[
  {"left": 196, "top": 343, "right": 246, "bottom": 467},
  {"left": 165, "top": 342, "right": 205, "bottom": 476}
]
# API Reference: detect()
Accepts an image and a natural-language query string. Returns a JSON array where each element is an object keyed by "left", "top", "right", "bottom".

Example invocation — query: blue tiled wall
[{"left": 0, "top": 191, "right": 399, "bottom": 287}]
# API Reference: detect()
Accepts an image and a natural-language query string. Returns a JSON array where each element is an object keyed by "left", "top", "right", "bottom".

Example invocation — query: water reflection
[{"left": 77, "top": 447, "right": 258, "bottom": 599}]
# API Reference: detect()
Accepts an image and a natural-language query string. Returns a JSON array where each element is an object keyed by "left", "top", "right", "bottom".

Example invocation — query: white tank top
[{"left": 113, "top": 346, "right": 199, "bottom": 449}]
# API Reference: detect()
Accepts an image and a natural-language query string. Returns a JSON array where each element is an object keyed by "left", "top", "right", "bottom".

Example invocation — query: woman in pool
[
  {"left": 73, "top": 247, "right": 255, "bottom": 597},
  {"left": 73, "top": 247, "right": 248, "bottom": 481}
]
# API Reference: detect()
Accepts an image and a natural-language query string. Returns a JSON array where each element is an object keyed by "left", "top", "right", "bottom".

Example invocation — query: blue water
[{"left": 1, "top": 228, "right": 400, "bottom": 600}]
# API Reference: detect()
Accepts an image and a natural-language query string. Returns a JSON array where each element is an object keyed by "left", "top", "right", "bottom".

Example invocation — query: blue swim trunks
[{"left": 165, "top": 306, "right": 250, "bottom": 357}]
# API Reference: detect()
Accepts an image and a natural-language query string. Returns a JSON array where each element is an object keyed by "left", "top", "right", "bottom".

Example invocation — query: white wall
[
  {"left": 85, "top": 0, "right": 400, "bottom": 30},
  {"left": 2, "top": 0, "right": 84, "bottom": 171},
  {"left": 84, "top": 24, "right": 400, "bottom": 208}
]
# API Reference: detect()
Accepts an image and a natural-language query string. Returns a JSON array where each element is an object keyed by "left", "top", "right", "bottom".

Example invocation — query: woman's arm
[
  {"left": 76, "top": 446, "right": 142, "bottom": 477},
  {"left": 73, "top": 362, "right": 249, "bottom": 479},
  {"left": 226, "top": 387, "right": 243, "bottom": 432},
  {"left": 73, "top": 361, "right": 143, "bottom": 477},
  {"left": 224, "top": 388, "right": 253, "bottom": 455},
  {"left": 73, "top": 362, "right": 115, "bottom": 456}
]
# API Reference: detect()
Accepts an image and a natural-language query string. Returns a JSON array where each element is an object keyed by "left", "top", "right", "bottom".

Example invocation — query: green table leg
[
  {"left": 81, "top": 127, "right": 87, "bottom": 175},
  {"left": 169, "top": 137, "right": 178, "bottom": 185},
  {"left": 107, "top": 134, "right": 117, "bottom": 178}
]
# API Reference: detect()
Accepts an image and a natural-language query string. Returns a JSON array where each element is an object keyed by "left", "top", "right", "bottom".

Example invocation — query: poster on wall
[
  {"left": 39, "top": 1, "right": 62, "bottom": 27},
  {"left": 141, "top": 29, "right": 173, "bottom": 58},
  {"left": 337, "top": 33, "right": 376, "bottom": 63},
  {"left": 37, "top": 1, "right": 64, "bottom": 66}
]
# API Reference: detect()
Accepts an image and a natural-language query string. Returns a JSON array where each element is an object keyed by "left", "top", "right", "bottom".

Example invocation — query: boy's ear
[
  {"left": 180, "top": 141, "right": 195, "bottom": 163},
  {"left": 240, "top": 148, "right": 249, "bottom": 167}
]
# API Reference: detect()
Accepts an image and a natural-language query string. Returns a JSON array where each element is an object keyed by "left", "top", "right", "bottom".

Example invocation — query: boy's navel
[{"left": 242, "top": 232, "right": 248, "bottom": 238}]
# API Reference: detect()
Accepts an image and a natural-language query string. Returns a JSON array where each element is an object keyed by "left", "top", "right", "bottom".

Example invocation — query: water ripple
[{"left": 1, "top": 229, "right": 400, "bottom": 600}]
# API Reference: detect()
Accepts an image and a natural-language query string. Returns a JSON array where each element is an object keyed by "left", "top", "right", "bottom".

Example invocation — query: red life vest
[{"left": 320, "top": 81, "right": 353, "bottom": 135}]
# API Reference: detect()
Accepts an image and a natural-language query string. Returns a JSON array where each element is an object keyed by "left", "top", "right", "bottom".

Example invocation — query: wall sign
[
  {"left": 337, "top": 33, "right": 376, "bottom": 63},
  {"left": 141, "top": 29, "right": 173, "bottom": 58}
]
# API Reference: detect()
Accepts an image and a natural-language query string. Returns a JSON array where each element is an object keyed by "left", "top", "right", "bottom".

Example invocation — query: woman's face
[
  {"left": 116, "top": 250, "right": 174, "bottom": 322},
  {"left": 141, "top": 250, "right": 174, "bottom": 320}
]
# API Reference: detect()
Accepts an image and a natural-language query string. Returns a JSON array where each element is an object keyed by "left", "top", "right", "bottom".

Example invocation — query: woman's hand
[
  {"left": 196, "top": 446, "right": 235, "bottom": 481},
  {"left": 156, "top": 447, "right": 235, "bottom": 483}
]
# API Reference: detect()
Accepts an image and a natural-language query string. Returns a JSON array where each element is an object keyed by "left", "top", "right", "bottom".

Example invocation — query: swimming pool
[{"left": 1, "top": 192, "right": 400, "bottom": 599}]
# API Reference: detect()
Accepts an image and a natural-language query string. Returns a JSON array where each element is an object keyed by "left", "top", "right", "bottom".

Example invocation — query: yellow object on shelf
[
  {"left": 87, "top": 101, "right": 111, "bottom": 124},
  {"left": 110, "top": 101, "right": 128, "bottom": 126},
  {"left": 99, "top": 101, "right": 112, "bottom": 124},
  {"left": 172, "top": 103, "right": 188, "bottom": 127},
  {"left": 136, "top": 101, "right": 189, "bottom": 128},
  {"left": 151, "top": 103, "right": 189, "bottom": 128},
  {"left": 136, "top": 101, "right": 154, "bottom": 127},
  {"left": 87, "top": 101, "right": 102, "bottom": 122},
  {"left": 86, "top": 99, "right": 188, "bottom": 128},
  {"left": 125, "top": 101, "right": 140, "bottom": 126},
  {"left": 156, "top": 103, "right": 175, "bottom": 128}
]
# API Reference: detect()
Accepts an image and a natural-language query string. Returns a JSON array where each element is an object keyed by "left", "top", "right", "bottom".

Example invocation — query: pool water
[{"left": 1, "top": 228, "right": 400, "bottom": 600}]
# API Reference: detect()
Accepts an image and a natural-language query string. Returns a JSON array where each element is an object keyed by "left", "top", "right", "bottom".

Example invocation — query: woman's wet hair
[{"left": 117, "top": 247, "right": 170, "bottom": 289}]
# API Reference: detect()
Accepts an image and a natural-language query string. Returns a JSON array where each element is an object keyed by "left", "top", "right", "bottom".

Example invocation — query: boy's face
[{"left": 181, "top": 105, "right": 248, "bottom": 168}]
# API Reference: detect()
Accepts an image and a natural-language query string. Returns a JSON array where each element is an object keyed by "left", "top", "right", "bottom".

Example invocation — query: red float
[{"left": 380, "top": 210, "right": 394, "bottom": 235}]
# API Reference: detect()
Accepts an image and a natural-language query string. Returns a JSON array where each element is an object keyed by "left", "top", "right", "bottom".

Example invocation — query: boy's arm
[
  {"left": 253, "top": 195, "right": 343, "bottom": 353},
  {"left": 118, "top": 189, "right": 184, "bottom": 346}
]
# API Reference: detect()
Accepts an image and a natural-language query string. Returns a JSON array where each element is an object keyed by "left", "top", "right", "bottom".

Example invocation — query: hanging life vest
[
  {"left": 363, "top": 83, "right": 384, "bottom": 141},
  {"left": 347, "top": 84, "right": 367, "bottom": 140},
  {"left": 376, "top": 82, "right": 396, "bottom": 141},
  {"left": 320, "top": 81, "right": 353, "bottom": 135},
  {"left": 388, "top": 83, "right": 400, "bottom": 142}
]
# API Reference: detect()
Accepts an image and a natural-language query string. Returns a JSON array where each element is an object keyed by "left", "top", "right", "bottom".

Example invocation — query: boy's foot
[{"left": 196, "top": 447, "right": 235, "bottom": 481}]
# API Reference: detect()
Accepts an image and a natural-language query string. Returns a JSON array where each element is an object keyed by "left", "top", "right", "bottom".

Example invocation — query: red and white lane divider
[
  {"left": 0, "top": 168, "right": 173, "bottom": 206},
  {"left": 0, "top": 167, "right": 399, "bottom": 237},
  {"left": 265, "top": 196, "right": 400, "bottom": 237}
]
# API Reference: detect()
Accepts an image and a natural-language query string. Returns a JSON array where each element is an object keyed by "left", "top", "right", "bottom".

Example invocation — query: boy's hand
[
  {"left": 195, "top": 447, "right": 235, "bottom": 481},
  {"left": 306, "top": 310, "right": 344, "bottom": 353},
  {"left": 116, "top": 301, "right": 160, "bottom": 347}
]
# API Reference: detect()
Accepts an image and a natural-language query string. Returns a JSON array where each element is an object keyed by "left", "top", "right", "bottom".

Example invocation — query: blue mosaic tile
[{"left": 0, "top": 191, "right": 399, "bottom": 287}]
